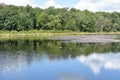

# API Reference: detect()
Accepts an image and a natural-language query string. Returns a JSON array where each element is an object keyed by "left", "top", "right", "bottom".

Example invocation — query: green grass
[{"left": 0, "top": 30, "right": 120, "bottom": 40}]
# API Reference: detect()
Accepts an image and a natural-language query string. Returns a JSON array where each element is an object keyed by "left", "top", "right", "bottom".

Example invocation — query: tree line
[{"left": 0, "top": 4, "right": 120, "bottom": 32}]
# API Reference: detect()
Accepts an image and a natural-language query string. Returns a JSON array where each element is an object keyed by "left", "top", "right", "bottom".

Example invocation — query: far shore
[{"left": 1, "top": 30, "right": 120, "bottom": 40}]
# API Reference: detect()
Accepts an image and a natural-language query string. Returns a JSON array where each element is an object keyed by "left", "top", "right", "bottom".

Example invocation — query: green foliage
[{"left": 0, "top": 4, "right": 120, "bottom": 32}]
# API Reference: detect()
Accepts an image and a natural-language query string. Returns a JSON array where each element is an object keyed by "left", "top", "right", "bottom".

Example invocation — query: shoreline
[{"left": 0, "top": 30, "right": 120, "bottom": 40}]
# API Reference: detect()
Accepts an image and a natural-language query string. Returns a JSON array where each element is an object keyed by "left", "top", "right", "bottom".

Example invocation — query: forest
[{"left": 0, "top": 3, "right": 120, "bottom": 32}]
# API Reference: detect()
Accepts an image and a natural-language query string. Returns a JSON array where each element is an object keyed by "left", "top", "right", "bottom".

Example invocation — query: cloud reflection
[
  {"left": 78, "top": 52, "right": 120, "bottom": 74},
  {"left": 0, "top": 51, "right": 33, "bottom": 74}
]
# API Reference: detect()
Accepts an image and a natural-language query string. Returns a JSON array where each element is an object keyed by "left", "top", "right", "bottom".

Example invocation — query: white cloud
[
  {"left": 74, "top": 0, "right": 120, "bottom": 12},
  {"left": 43, "top": 0, "right": 63, "bottom": 9},
  {"left": 78, "top": 52, "right": 120, "bottom": 74},
  {"left": 31, "top": 4, "right": 40, "bottom": 8},
  {"left": 0, "top": 0, "right": 63, "bottom": 8},
  {"left": 0, "top": 0, "right": 40, "bottom": 8}
]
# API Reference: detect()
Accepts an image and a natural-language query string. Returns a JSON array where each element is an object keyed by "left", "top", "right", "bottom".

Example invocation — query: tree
[
  {"left": 95, "top": 14, "right": 106, "bottom": 32},
  {"left": 46, "top": 14, "right": 62, "bottom": 30},
  {"left": 37, "top": 12, "right": 48, "bottom": 30},
  {"left": 1, "top": 4, "right": 120, "bottom": 32}
]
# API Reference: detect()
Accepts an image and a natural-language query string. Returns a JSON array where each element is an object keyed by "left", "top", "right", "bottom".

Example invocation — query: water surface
[{"left": 0, "top": 38, "right": 120, "bottom": 80}]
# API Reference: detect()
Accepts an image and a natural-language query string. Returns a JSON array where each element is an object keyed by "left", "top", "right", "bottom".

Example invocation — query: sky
[{"left": 0, "top": 0, "right": 120, "bottom": 12}]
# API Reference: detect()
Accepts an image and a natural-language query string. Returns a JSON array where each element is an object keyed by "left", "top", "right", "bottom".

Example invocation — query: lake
[{"left": 0, "top": 35, "right": 120, "bottom": 80}]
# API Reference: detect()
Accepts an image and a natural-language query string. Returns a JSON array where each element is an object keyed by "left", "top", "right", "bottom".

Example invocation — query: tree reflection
[{"left": 0, "top": 39, "right": 120, "bottom": 59}]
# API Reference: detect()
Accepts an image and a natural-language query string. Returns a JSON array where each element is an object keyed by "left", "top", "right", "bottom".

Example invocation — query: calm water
[{"left": 0, "top": 39, "right": 120, "bottom": 80}]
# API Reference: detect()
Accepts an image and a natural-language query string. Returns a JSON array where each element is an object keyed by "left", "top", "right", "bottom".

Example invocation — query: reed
[{"left": 0, "top": 30, "right": 120, "bottom": 40}]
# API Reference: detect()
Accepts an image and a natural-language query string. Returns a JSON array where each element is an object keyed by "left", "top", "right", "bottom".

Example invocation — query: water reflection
[
  {"left": 0, "top": 39, "right": 120, "bottom": 80},
  {"left": 0, "top": 51, "right": 27, "bottom": 74},
  {"left": 79, "top": 52, "right": 120, "bottom": 74},
  {"left": 0, "top": 40, "right": 120, "bottom": 57}
]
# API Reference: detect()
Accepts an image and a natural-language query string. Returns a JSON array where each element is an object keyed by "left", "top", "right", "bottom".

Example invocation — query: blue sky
[
  {"left": 34, "top": 0, "right": 79, "bottom": 8},
  {"left": 0, "top": 0, "right": 120, "bottom": 12}
]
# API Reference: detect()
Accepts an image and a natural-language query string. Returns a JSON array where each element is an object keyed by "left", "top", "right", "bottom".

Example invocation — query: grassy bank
[{"left": 0, "top": 30, "right": 120, "bottom": 39}]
